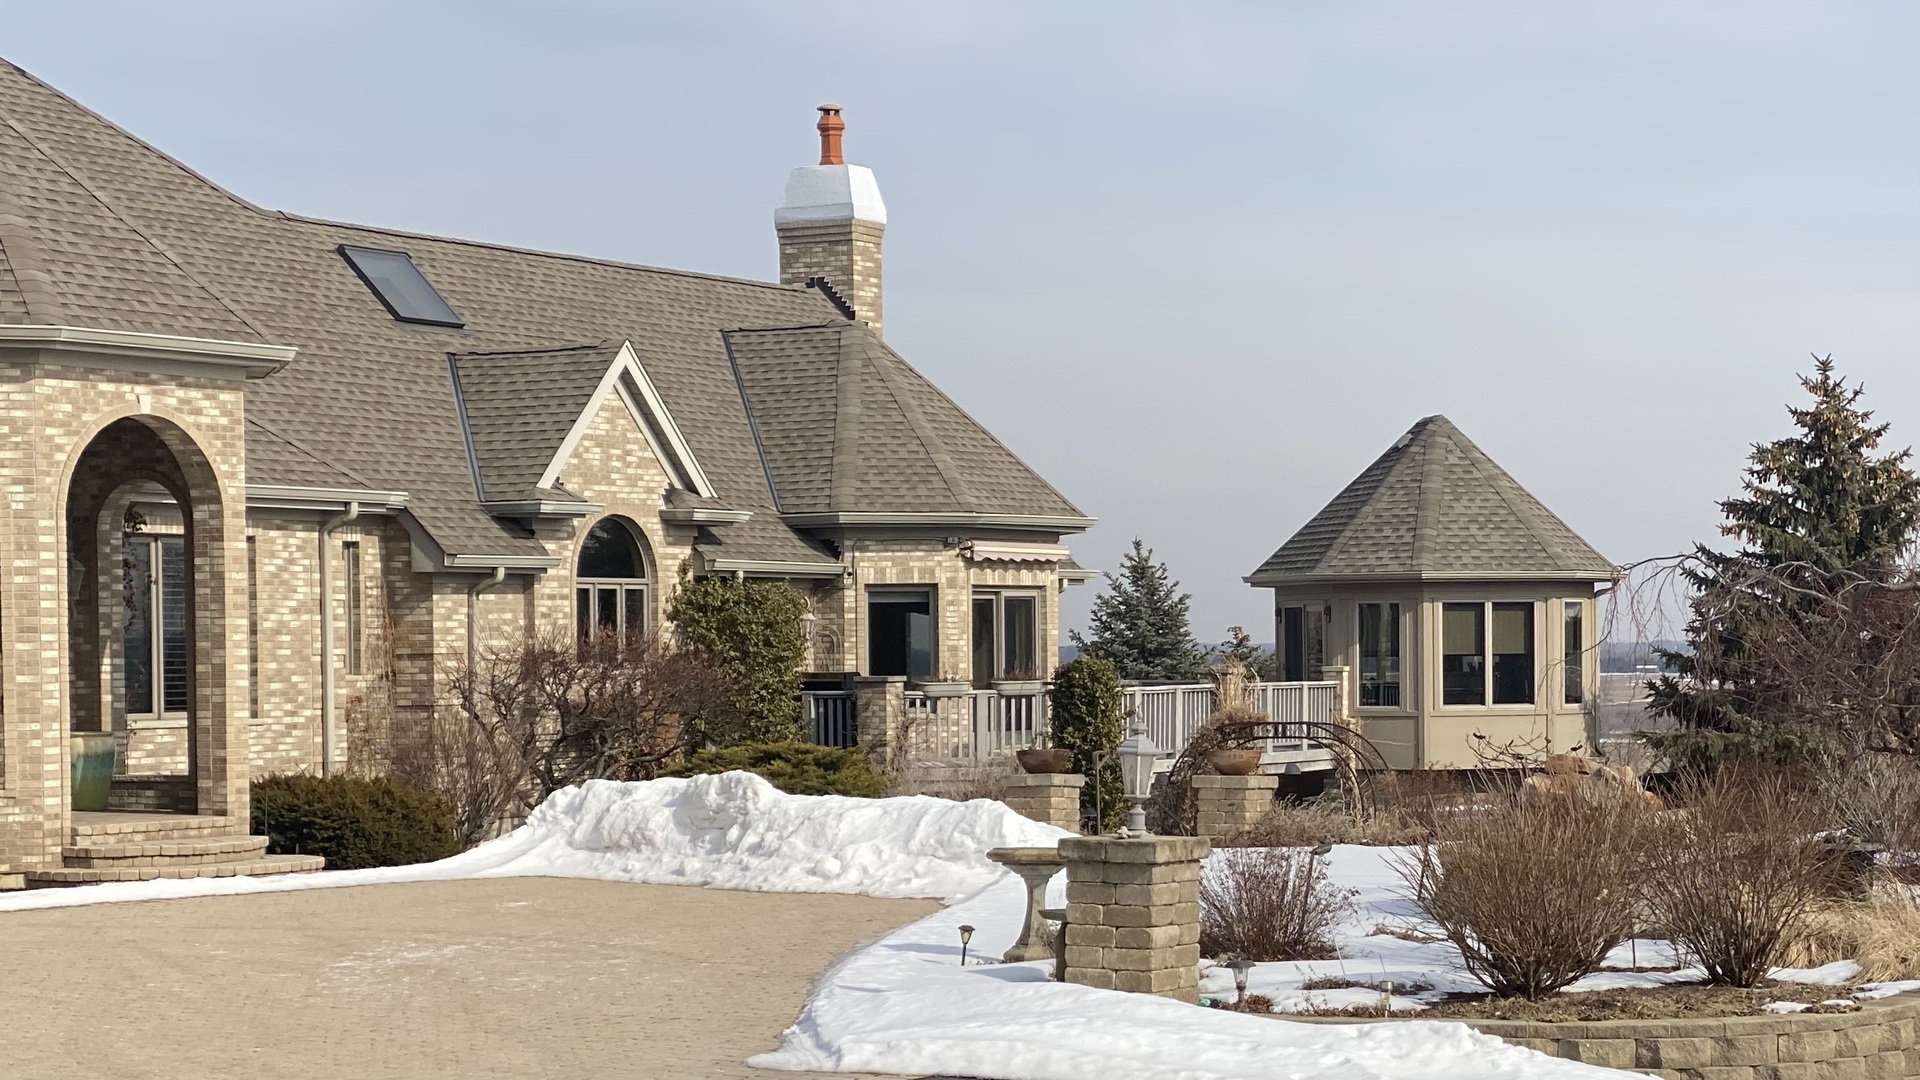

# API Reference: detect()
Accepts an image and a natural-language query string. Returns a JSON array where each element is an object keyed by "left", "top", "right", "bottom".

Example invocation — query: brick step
[
  {"left": 25, "top": 853, "right": 326, "bottom": 887},
  {"left": 69, "top": 812, "right": 240, "bottom": 844},
  {"left": 62, "top": 833, "right": 270, "bottom": 868}
]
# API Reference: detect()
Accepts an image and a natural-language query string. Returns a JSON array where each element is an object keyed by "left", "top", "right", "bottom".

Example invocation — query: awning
[{"left": 961, "top": 541, "right": 1073, "bottom": 563}]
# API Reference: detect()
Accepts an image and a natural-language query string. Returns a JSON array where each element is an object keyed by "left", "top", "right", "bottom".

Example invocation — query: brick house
[{"left": 0, "top": 62, "right": 1089, "bottom": 883}]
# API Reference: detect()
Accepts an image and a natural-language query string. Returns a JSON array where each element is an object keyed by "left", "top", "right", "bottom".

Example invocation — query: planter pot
[
  {"left": 916, "top": 681, "right": 972, "bottom": 699},
  {"left": 1205, "top": 748, "right": 1263, "bottom": 776},
  {"left": 991, "top": 680, "right": 1045, "bottom": 695},
  {"left": 70, "top": 731, "right": 117, "bottom": 812},
  {"left": 1016, "top": 748, "right": 1074, "bottom": 775}
]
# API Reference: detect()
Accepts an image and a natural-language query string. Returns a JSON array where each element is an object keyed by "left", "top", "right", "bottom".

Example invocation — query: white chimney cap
[{"left": 776, "top": 164, "right": 887, "bottom": 227}]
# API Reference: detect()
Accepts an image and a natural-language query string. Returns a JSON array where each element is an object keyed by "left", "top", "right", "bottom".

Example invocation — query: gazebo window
[
  {"left": 1279, "top": 604, "right": 1325, "bottom": 683},
  {"left": 1563, "top": 599, "right": 1585, "bottom": 705},
  {"left": 1442, "top": 601, "right": 1537, "bottom": 706},
  {"left": 575, "top": 518, "right": 651, "bottom": 643},
  {"left": 1356, "top": 602, "right": 1401, "bottom": 707}
]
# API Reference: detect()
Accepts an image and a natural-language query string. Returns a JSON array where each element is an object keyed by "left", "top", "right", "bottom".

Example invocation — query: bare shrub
[
  {"left": 393, "top": 632, "right": 742, "bottom": 848},
  {"left": 1779, "top": 893, "right": 1920, "bottom": 981},
  {"left": 1200, "top": 847, "right": 1353, "bottom": 961},
  {"left": 1223, "top": 792, "right": 1425, "bottom": 848},
  {"left": 1640, "top": 770, "right": 1843, "bottom": 986},
  {"left": 1401, "top": 787, "right": 1649, "bottom": 999},
  {"left": 1819, "top": 751, "right": 1920, "bottom": 865},
  {"left": 888, "top": 758, "right": 1017, "bottom": 802}
]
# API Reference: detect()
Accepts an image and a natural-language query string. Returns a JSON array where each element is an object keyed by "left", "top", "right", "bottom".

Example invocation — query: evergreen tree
[
  {"left": 1069, "top": 538, "right": 1208, "bottom": 682},
  {"left": 1210, "top": 625, "right": 1275, "bottom": 680},
  {"left": 1646, "top": 357, "right": 1920, "bottom": 772},
  {"left": 667, "top": 562, "right": 808, "bottom": 744}
]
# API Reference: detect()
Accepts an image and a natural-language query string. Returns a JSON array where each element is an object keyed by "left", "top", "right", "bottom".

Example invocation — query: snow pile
[
  {"left": 752, "top": 869, "right": 1626, "bottom": 1080},
  {"left": 0, "top": 771, "right": 1067, "bottom": 913}
]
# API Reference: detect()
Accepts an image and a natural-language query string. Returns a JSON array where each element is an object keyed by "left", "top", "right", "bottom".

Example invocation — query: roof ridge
[
  {"left": 0, "top": 102, "right": 271, "bottom": 341},
  {"left": 245, "top": 417, "right": 382, "bottom": 490},
  {"left": 0, "top": 147, "right": 64, "bottom": 322},
  {"left": 278, "top": 212, "right": 836, "bottom": 296},
  {"left": 859, "top": 328, "right": 978, "bottom": 512},
  {"left": 1436, "top": 421, "right": 1582, "bottom": 570},
  {"left": 827, "top": 326, "right": 863, "bottom": 510},
  {"left": 450, "top": 341, "right": 612, "bottom": 360}
]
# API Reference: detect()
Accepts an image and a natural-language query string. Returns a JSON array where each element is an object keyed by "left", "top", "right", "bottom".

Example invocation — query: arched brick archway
[{"left": 63, "top": 416, "right": 236, "bottom": 815}]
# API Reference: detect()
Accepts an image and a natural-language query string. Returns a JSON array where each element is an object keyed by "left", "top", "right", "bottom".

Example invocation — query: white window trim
[
  {"left": 971, "top": 589, "right": 1044, "bottom": 685},
  {"left": 1437, "top": 599, "right": 1541, "bottom": 710},
  {"left": 1353, "top": 601, "right": 1408, "bottom": 710}
]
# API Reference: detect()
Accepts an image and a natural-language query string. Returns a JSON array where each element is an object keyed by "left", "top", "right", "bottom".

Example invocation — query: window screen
[{"left": 339, "top": 246, "right": 463, "bottom": 327}]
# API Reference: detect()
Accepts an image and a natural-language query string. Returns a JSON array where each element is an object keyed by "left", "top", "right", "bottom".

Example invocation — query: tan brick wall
[
  {"left": 0, "top": 362, "right": 250, "bottom": 871},
  {"left": 776, "top": 219, "right": 884, "bottom": 336}
]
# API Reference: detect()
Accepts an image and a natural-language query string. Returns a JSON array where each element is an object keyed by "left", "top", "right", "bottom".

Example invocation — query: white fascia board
[
  {"left": 774, "top": 164, "right": 887, "bottom": 226},
  {"left": 246, "top": 484, "right": 410, "bottom": 512},
  {"left": 660, "top": 507, "right": 752, "bottom": 525},
  {"left": 1059, "top": 567, "right": 1100, "bottom": 585},
  {"left": 443, "top": 553, "right": 562, "bottom": 570},
  {"left": 538, "top": 341, "right": 718, "bottom": 499},
  {"left": 481, "top": 500, "right": 605, "bottom": 518},
  {"left": 0, "top": 324, "right": 296, "bottom": 379},
  {"left": 780, "top": 511, "right": 1096, "bottom": 532}
]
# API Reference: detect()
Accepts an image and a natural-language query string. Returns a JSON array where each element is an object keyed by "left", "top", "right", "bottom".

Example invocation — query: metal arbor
[{"left": 1149, "top": 718, "right": 1390, "bottom": 836}]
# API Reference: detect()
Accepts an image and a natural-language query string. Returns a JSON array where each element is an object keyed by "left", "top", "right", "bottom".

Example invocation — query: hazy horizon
[{"left": 9, "top": 3, "right": 1916, "bottom": 643}]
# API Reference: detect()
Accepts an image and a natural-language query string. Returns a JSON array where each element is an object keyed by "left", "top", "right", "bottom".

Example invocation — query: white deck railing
[
  {"left": 903, "top": 689, "right": 1045, "bottom": 760},
  {"left": 1122, "top": 681, "right": 1342, "bottom": 771}
]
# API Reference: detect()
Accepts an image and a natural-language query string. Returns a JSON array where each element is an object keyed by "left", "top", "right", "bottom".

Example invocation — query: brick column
[
  {"left": 1059, "top": 835, "right": 1210, "bottom": 1002},
  {"left": 1193, "top": 774, "right": 1277, "bottom": 840},
  {"left": 853, "top": 676, "right": 906, "bottom": 767},
  {"left": 1002, "top": 773, "right": 1084, "bottom": 833}
]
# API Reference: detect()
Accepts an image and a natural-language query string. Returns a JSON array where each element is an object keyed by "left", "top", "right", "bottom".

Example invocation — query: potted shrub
[{"left": 915, "top": 674, "right": 972, "bottom": 698}]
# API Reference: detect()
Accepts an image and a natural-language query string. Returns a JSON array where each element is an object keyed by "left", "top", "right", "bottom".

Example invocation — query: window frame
[
  {"left": 343, "top": 540, "right": 363, "bottom": 676},
  {"left": 1438, "top": 599, "right": 1541, "bottom": 709},
  {"left": 337, "top": 245, "right": 465, "bottom": 328},
  {"left": 867, "top": 586, "right": 935, "bottom": 679},
  {"left": 574, "top": 517, "right": 653, "bottom": 645},
  {"left": 1278, "top": 602, "right": 1327, "bottom": 683},
  {"left": 970, "top": 589, "right": 1043, "bottom": 687},
  {"left": 124, "top": 533, "right": 190, "bottom": 720},
  {"left": 1355, "top": 601, "right": 1404, "bottom": 708},
  {"left": 1562, "top": 597, "right": 1587, "bottom": 707}
]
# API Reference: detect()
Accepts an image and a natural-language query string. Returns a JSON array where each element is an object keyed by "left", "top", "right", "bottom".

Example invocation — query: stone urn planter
[
  {"left": 991, "top": 679, "right": 1046, "bottom": 695},
  {"left": 915, "top": 679, "right": 971, "bottom": 699},
  {"left": 1016, "top": 748, "right": 1073, "bottom": 774},
  {"left": 1205, "top": 748, "right": 1262, "bottom": 776}
]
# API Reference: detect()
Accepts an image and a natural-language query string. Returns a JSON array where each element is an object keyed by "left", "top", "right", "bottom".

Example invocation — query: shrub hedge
[
  {"left": 252, "top": 774, "right": 462, "bottom": 869},
  {"left": 664, "top": 741, "right": 888, "bottom": 797}
]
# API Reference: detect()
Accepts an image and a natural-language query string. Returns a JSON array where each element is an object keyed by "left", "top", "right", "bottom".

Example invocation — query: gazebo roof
[{"left": 1246, "top": 415, "right": 1615, "bottom": 585}]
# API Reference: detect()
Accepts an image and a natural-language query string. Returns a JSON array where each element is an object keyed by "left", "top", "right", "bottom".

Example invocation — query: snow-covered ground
[{"left": 0, "top": 774, "right": 1897, "bottom": 1079}]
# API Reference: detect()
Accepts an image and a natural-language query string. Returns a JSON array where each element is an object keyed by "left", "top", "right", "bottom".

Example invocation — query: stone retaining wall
[{"left": 1295, "top": 991, "right": 1920, "bottom": 1078}]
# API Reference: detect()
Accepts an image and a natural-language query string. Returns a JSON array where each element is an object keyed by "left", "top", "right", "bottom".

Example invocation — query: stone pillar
[
  {"left": 1193, "top": 774, "right": 1278, "bottom": 840},
  {"left": 986, "top": 846, "right": 1065, "bottom": 962},
  {"left": 1059, "top": 836, "right": 1210, "bottom": 1002},
  {"left": 853, "top": 676, "right": 906, "bottom": 767},
  {"left": 1002, "top": 773, "right": 1085, "bottom": 833}
]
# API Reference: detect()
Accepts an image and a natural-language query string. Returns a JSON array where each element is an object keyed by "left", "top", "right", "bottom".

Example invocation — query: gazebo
[{"left": 1246, "top": 416, "right": 1618, "bottom": 770}]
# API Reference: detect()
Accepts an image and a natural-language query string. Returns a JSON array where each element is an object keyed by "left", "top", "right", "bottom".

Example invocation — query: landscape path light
[
  {"left": 1116, "top": 721, "right": 1158, "bottom": 837},
  {"left": 958, "top": 924, "right": 975, "bottom": 966},
  {"left": 1227, "top": 958, "right": 1255, "bottom": 1006}
]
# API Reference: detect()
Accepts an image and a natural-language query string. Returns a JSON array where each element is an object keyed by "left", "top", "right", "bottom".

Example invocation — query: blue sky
[{"left": 9, "top": 2, "right": 1917, "bottom": 643}]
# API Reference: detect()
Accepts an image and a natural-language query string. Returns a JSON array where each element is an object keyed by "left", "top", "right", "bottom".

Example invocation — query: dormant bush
[
  {"left": 1401, "top": 787, "right": 1649, "bottom": 1000},
  {"left": 1201, "top": 846, "right": 1352, "bottom": 962},
  {"left": 1640, "top": 770, "right": 1841, "bottom": 986}
]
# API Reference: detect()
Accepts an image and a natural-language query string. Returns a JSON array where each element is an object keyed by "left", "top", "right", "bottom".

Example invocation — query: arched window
[{"left": 576, "top": 517, "right": 652, "bottom": 643}]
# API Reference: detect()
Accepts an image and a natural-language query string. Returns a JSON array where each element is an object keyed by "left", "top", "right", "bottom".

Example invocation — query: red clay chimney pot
[{"left": 816, "top": 103, "right": 845, "bottom": 166}]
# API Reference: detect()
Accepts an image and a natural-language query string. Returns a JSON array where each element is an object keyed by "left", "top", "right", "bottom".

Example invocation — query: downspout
[
  {"left": 318, "top": 501, "right": 361, "bottom": 777},
  {"left": 467, "top": 566, "right": 507, "bottom": 673}
]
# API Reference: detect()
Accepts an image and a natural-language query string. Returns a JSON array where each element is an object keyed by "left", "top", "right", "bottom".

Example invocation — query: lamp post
[
  {"left": 958, "top": 924, "right": 975, "bottom": 966},
  {"left": 1116, "top": 721, "right": 1158, "bottom": 837},
  {"left": 1227, "top": 958, "right": 1255, "bottom": 1007}
]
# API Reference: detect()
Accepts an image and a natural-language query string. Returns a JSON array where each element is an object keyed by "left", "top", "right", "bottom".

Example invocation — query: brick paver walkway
[{"left": 0, "top": 877, "right": 938, "bottom": 1079}]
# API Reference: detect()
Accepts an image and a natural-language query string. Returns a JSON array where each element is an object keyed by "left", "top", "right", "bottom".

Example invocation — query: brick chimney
[{"left": 776, "top": 103, "right": 887, "bottom": 336}]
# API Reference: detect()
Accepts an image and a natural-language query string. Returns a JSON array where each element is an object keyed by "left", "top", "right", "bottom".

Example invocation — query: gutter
[
  {"left": 317, "top": 500, "right": 361, "bottom": 777},
  {"left": 467, "top": 566, "right": 508, "bottom": 672}
]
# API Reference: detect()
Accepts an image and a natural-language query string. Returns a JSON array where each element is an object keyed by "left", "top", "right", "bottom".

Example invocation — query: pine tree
[
  {"left": 1210, "top": 625, "right": 1274, "bottom": 679},
  {"left": 1070, "top": 538, "right": 1207, "bottom": 682},
  {"left": 1646, "top": 356, "right": 1920, "bottom": 772}
]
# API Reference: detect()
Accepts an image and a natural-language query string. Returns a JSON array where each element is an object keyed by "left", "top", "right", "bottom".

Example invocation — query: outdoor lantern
[
  {"left": 1116, "top": 721, "right": 1158, "bottom": 836},
  {"left": 958, "top": 924, "right": 975, "bottom": 966},
  {"left": 1227, "top": 959, "right": 1255, "bottom": 1006}
]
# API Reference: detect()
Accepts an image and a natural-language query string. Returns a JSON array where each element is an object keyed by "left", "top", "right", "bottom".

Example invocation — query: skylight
[{"left": 338, "top": 245, "right": 463, "bottom": 327}]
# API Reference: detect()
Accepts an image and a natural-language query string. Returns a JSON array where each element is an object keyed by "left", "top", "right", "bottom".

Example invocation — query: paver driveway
[{"left": 0, "top": 878, "right": 939, "bottom": 1079}]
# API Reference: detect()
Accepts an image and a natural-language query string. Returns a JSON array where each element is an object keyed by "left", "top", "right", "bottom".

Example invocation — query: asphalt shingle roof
[
  {"left": 1247, "top": 415, "right": 1615, "bottom": 583},
  {"left": 449, "top": 343, "right": 620, "bottom": 503},
  {"left": 0, "top": 58, "right": 1083, "bottom": 565}
]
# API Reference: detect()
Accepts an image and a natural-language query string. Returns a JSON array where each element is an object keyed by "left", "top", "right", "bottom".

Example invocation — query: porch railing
[
  {"left": 902, "top": 689, "right": 1045, "bottom": 761},
  {"left": 1121, "top": 680, "right": 1342, "bottom": 770}
]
